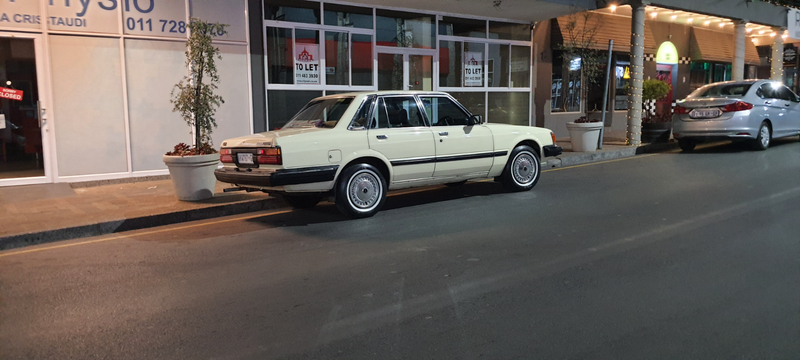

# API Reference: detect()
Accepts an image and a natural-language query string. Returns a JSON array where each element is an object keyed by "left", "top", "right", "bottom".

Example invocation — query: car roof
[{"left": 312, "top": 90, "right": 453, "bottom": 101}]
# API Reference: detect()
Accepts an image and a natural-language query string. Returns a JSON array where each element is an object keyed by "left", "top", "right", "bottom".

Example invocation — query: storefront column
[
  {"left": 733, "top": 20, "right": 747, "bottom": 81},
  {"left": 771, "top": 27, "right": 785, "bottom": 81},
  {"left": 626, "top": 0, "right": 647, "bottom": 146}
]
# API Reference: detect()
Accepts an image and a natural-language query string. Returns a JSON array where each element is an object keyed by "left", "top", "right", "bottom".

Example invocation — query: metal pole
[{"left": 598, "top": 39, "right": 613, "bottom": 149}]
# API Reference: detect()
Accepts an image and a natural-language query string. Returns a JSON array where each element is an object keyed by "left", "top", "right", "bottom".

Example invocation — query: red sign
[{"left": 0, "top": 87, "right": 23, "bottom": 101}]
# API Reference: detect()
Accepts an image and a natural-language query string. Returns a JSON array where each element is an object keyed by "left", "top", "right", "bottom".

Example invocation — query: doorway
[
  {"left": 377, "top": 50, "right": 434, "bottom": 91},
  {"left": 656, "top": 63, "right": 676, "bottom": 116},
  {"left": 0, "top": 33, "right": 51, "bottom": 185}
]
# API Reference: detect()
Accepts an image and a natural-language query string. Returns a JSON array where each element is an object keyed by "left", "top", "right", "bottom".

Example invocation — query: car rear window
[
  {"left": 688, "top": 84, "right": 752, "bottom": 99},
  {"left": 284, "top": 97, "right": 355, "bottom": 129}
]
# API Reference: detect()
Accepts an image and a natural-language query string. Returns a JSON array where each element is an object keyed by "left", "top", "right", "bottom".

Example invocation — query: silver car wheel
[
  {"left": 347, "top": 169, "right": 382, "bottom": 212},
  {"left": 511, "top": 150, "right": 538, "bottom": 187},
  {"left": 760, "top": 125, "right": 770, "bottom": 148}
]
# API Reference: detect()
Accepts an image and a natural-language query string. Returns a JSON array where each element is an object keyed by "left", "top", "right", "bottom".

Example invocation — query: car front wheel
[
  {"left": 335, "top": 163, "right": 387, "bottom": 218},
  {"left": 501, "top": 145, "right": 541, "bottom": 192},
  {"left": 752, "top": 121, "right": 771, "bottom": 151}
]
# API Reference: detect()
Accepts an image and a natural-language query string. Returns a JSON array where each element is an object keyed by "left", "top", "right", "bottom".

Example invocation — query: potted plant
[
  {"left": 641, "top": 79, "right": 672, "bottom": 143},
  {"left": 163, "top": 19, "right": 228, "bottom": 201},
  {"left": 566, "top": 115, "right": 604, "bottom": 152}
]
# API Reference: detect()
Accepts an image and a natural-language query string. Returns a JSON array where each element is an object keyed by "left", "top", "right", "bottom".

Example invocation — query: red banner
[{"left": 0, "top": 87, "right": 23, "bottom": 101}]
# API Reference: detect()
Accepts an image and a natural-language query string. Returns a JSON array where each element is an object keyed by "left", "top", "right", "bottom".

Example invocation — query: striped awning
[
  {"left": 690, "top": 27, "right": 760, "bottom": 65},
  {"left": 555, "top": 13, "right": 657, "bottom": 53}
]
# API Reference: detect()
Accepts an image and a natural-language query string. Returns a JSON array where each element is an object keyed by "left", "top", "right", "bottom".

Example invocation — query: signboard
[
  {"left": 464, "top": 52, "right": 483, "bottom": 87},
  {"left": 784, "top": 45, "right": 797, "bottom": 66},
  {"left": 789, "top": 8, "right": 800, "bottom": 39},
  {"left": 295, "top": 45, "right": 320, "bottom": 84},
  {"left": 656, "top": 41, "right": 679, "bottom": 64},
  {"left": 0, "top": 87, "right": 23, "bottom": 101},
  {"left": 0, "top": 0, "right": 246, "bottom": 40},
  {"left": 0, "top": 0, "right": 40, "bottom": 30}
]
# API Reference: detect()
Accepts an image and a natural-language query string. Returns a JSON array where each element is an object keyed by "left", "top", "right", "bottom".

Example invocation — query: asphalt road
[{"left": 2, "top": 139, "right": 800, "bottom": 359}]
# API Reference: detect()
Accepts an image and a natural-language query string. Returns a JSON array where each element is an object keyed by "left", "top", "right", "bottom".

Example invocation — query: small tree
[
  {"left": 169, "top": 18, "right": 229, "bottom": 156},
  {"left": 558, "top": 11, "right": 607, "bottom": 118}
]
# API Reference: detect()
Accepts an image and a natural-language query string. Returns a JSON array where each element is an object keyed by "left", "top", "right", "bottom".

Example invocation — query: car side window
[
  {"left": 419, "top": 96, "right": 471, "bottom": 126},
  {"left": 758, "top": 84, "right": 778, "bottom": 99},
  {"left": 780, "top": 86, "right": 799, "bottom": 102},
  {"left": 373, "top": 96, "right": 427, "bottom": 128},
  {"left": 349, "top": 96, "right": 375, "bottom": 129}
]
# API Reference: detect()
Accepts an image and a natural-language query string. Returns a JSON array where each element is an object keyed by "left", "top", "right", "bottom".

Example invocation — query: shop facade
[{"left": 0, "top": 0, "right": 251, "bottom": 186}]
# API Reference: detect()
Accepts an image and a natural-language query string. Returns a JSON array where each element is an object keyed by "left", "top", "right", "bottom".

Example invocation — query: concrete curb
[
  {"left": 0, "top": 197, "right": 287, "bottom": 251},
  {"left": 1, "top": 141, "right": 683, "bottom": 251},
  {"left": 544, "top": 141, "right": 679, "bottom": 169}
]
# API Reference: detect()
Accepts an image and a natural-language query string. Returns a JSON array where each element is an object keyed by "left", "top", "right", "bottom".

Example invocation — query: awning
[
  {"left": 690, "top": 28, "right": 760, "bottom": 65},
  {"left": 555, "top": 13, "right": 656, "bottom": 53}
]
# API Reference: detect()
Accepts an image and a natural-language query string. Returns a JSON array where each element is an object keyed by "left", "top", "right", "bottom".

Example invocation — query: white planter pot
[
  {"left": 566, "top": 121, "right": 603, "bottom": 152},
  {"left": 163, "top": 153, "right": 220, "bottom": 201}
]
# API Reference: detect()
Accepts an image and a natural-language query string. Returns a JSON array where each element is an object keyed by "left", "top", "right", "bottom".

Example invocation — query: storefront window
[
  {"left": 352, "top": 34, "right": 373, "bottom": 86},
  {"left": 510, "top": 46, "right": 530, "bottom": 88},
  {"left": 376, "top": 10, "right": 435, "bottom": 48},
  {"left": 464, "top": 42, "right": 485, "bottom": 87},
  {"left": 438, "top": 17, "right": 486, "bottom": 38},
  {"left": 488, "top": 44, "right": 509, "bottom": 87},
  {"left": 323, "top": 3, "right": 373, "bottom": 29},
  {"left": 615, "top": 56, "right": 630, "bottom": 110},
  {"left": 267, "top": 90, "right": 322, "bottom": 130},
  {"left": 488, "top": 92, "right": 530, "bottom": 125},
  {"left": 439, "top": 40, "right": 463, "bottom": 87},
  {"left": 325, "top": 31, "right": 349, "bottom": 85},
  {"left": 551, "top": 52, "right": 581, "bottom": 112},
  {"left": 489, "top": 21, "right": 531, "bottom": 42},
  {"left": 450, "top": 92, "right": 486, "bottom": 118},
  {"left": 266, "top": 27, "right": 293, "bottom": 84},
  {"left": 265, "top": 0, "right": 320, "bottom": 25}
]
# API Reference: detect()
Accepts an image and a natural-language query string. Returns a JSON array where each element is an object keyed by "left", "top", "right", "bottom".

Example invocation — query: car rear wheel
[
  {"left": 335, "top": 164, "right": 387, "bottom": 218},
  {"left": 282, "top": 194, "right": 323, "bottom": 209},
  {"left": 678, "top": 139, "right": 696, "bottom": 152},
  {"left": 752, "top": 122, "right": 771, "bottom": 151},
  {"left": 501, "top": 145, "right": 541, "bottom": 192}
]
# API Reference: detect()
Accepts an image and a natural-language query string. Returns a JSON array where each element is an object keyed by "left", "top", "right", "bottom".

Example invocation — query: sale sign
[
  {"left": 295, "top": 45, "right": 320, "bottom": 84},
  {"left": 0, "top": 87, "right": 23, "bottom": 101}
]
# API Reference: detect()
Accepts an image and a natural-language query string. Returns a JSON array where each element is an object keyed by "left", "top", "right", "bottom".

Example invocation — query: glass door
[
  {"left": 0, "top": 33, "right": 51, "bottom": 185},
  {"left": 377, "top": 51, "right": 433, "bottom": 91}
]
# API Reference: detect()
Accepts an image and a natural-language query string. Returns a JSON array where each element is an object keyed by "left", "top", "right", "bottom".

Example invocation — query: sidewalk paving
[{"left": 0, "top": 139, "right": 679, "bottom": 250}]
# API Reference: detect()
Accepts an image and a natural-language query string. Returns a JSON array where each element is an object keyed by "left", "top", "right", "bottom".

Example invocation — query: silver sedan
[{"left": 673, "top": 80, "right": 800, "bottom": 151}]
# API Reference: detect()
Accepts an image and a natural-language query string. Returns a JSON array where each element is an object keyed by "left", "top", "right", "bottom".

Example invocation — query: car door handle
[
  {"left": 439, "top": 131, "right": 448, "bottom": 136},
  {"left": 764, "top": 101, "right": 772, "bottom": 105},
  {"left": 786, "top": 103, "right": 791, "bottom": 107},
  {"left": 376, "top": 135, "right": 387, "bottom": 140}
]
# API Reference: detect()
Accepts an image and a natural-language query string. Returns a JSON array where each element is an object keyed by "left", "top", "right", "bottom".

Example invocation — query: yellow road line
[
  {"left": 0, "top": 152, "right": 658, "bottom": 258},
  {"left": 0, "top": 209, "right": 294, "bottom": 258}
]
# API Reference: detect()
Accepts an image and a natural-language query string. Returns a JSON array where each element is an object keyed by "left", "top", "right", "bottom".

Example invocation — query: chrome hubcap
[
  {"left": 760, "top": 126, "right": 770, "bottom": 147},
  {"left": 512, "top": 152, "right": 538, "bottom": 186},
  {"left": 348, "top": 170, "right": 381, "bottom": 210}
]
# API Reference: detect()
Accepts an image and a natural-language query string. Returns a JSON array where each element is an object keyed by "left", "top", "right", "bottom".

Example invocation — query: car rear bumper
[
  {"left": 214, "top": 165, "right": 339, "bottom": 188},
  {"left": 543, "top": 145, "right": 563, "bottom": 157},
  {"left": 672, "top": 112, "right": 757, "bottom": 139}
]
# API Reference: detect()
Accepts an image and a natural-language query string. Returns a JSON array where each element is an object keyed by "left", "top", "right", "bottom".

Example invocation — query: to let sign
[{"left": 0, "top": 87, "right": 23, "bottom": 101}]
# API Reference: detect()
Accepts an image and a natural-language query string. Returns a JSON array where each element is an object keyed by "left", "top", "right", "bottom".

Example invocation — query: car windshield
[
  {"left": 283, "top": 97, "right": 354, "bottom": 129},
  {"left": 688, "top": 83, "right": 752, "bottom": 99}
]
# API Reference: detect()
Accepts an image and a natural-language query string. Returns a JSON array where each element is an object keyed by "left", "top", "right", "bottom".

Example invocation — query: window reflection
[
  {"left": 376, "top": 10, "right": 435, "bottom": 48},
  {"left": 266, "top": 27, "right": 292, "bottom": 84},
  {"left": 325, "top": 31, "right": 349, "bottom": 85},
  {"left": 488, "top": 92, "right": 529, "bottom": 125},
  {"left": 323, "top": 3, "right": 373, "bottom": 29},
  {"left": 264, "top": 0, "right": 320, "bottom": 24}
]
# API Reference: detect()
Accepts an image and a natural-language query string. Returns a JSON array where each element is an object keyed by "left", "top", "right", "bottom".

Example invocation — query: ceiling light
[
  {"left": 651, "top": 12, "right": 658, "bottom": 19},
  {"left": 704, "top": 21, "right": 711, "bottom": 25},
  {"left": 719, "top": 23, "right": 725, "bottom": 28},
  {"left": 746, "top": 28, "right": 752, "bottom": 33},
  {"left": 610, "top": 5, "right": 616, "bottom": 12},
  {"left": 770, "top": 32, "right": 776, "bottom": 37},
  {"left": 687, "top": 18, "right": 693, "bottom": 23},
  {"left": 759, "top": 30, "right": 765, "bottom": 34},
  {"left": 671, "top": 15, "right": 677, "bottom": 20},
  {"left": 783, "top": 34, "right": 788, "bottom": 39}
]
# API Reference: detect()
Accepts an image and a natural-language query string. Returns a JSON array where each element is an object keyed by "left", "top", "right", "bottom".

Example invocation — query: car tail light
[
  {"left": 721, "top": 101, "right": 753, "bottom": 112},
  {"left": 256, "top": 147, "right": 282, "bottom": 165},
  {"left": 674, "top": 105, "right": 690, "bottom": 114},
  {"left": 220, "top": 148, "right": 233, "bottom": 163}
]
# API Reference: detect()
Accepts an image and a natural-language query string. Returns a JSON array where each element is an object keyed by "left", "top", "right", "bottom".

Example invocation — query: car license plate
[
  {"left": 689, "top": 109, "right": 722, "bottom": 119},
  {"left": 237, "top": 153, "right": 254, "bottom": 164}
]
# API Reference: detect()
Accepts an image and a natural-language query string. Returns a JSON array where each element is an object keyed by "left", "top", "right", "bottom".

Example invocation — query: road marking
[{"left": 0, "top": 153, "right": 657, "bottom": 258}]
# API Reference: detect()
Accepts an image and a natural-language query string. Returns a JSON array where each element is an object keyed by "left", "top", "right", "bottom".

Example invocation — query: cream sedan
[{"left": 215, "top": 91, "right": 562, "bottom": 218}]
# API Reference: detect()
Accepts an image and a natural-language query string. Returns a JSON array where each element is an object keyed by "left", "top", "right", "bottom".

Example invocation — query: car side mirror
[{"left": 468, "top": 115, "right": 483, "bottom": 126}]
